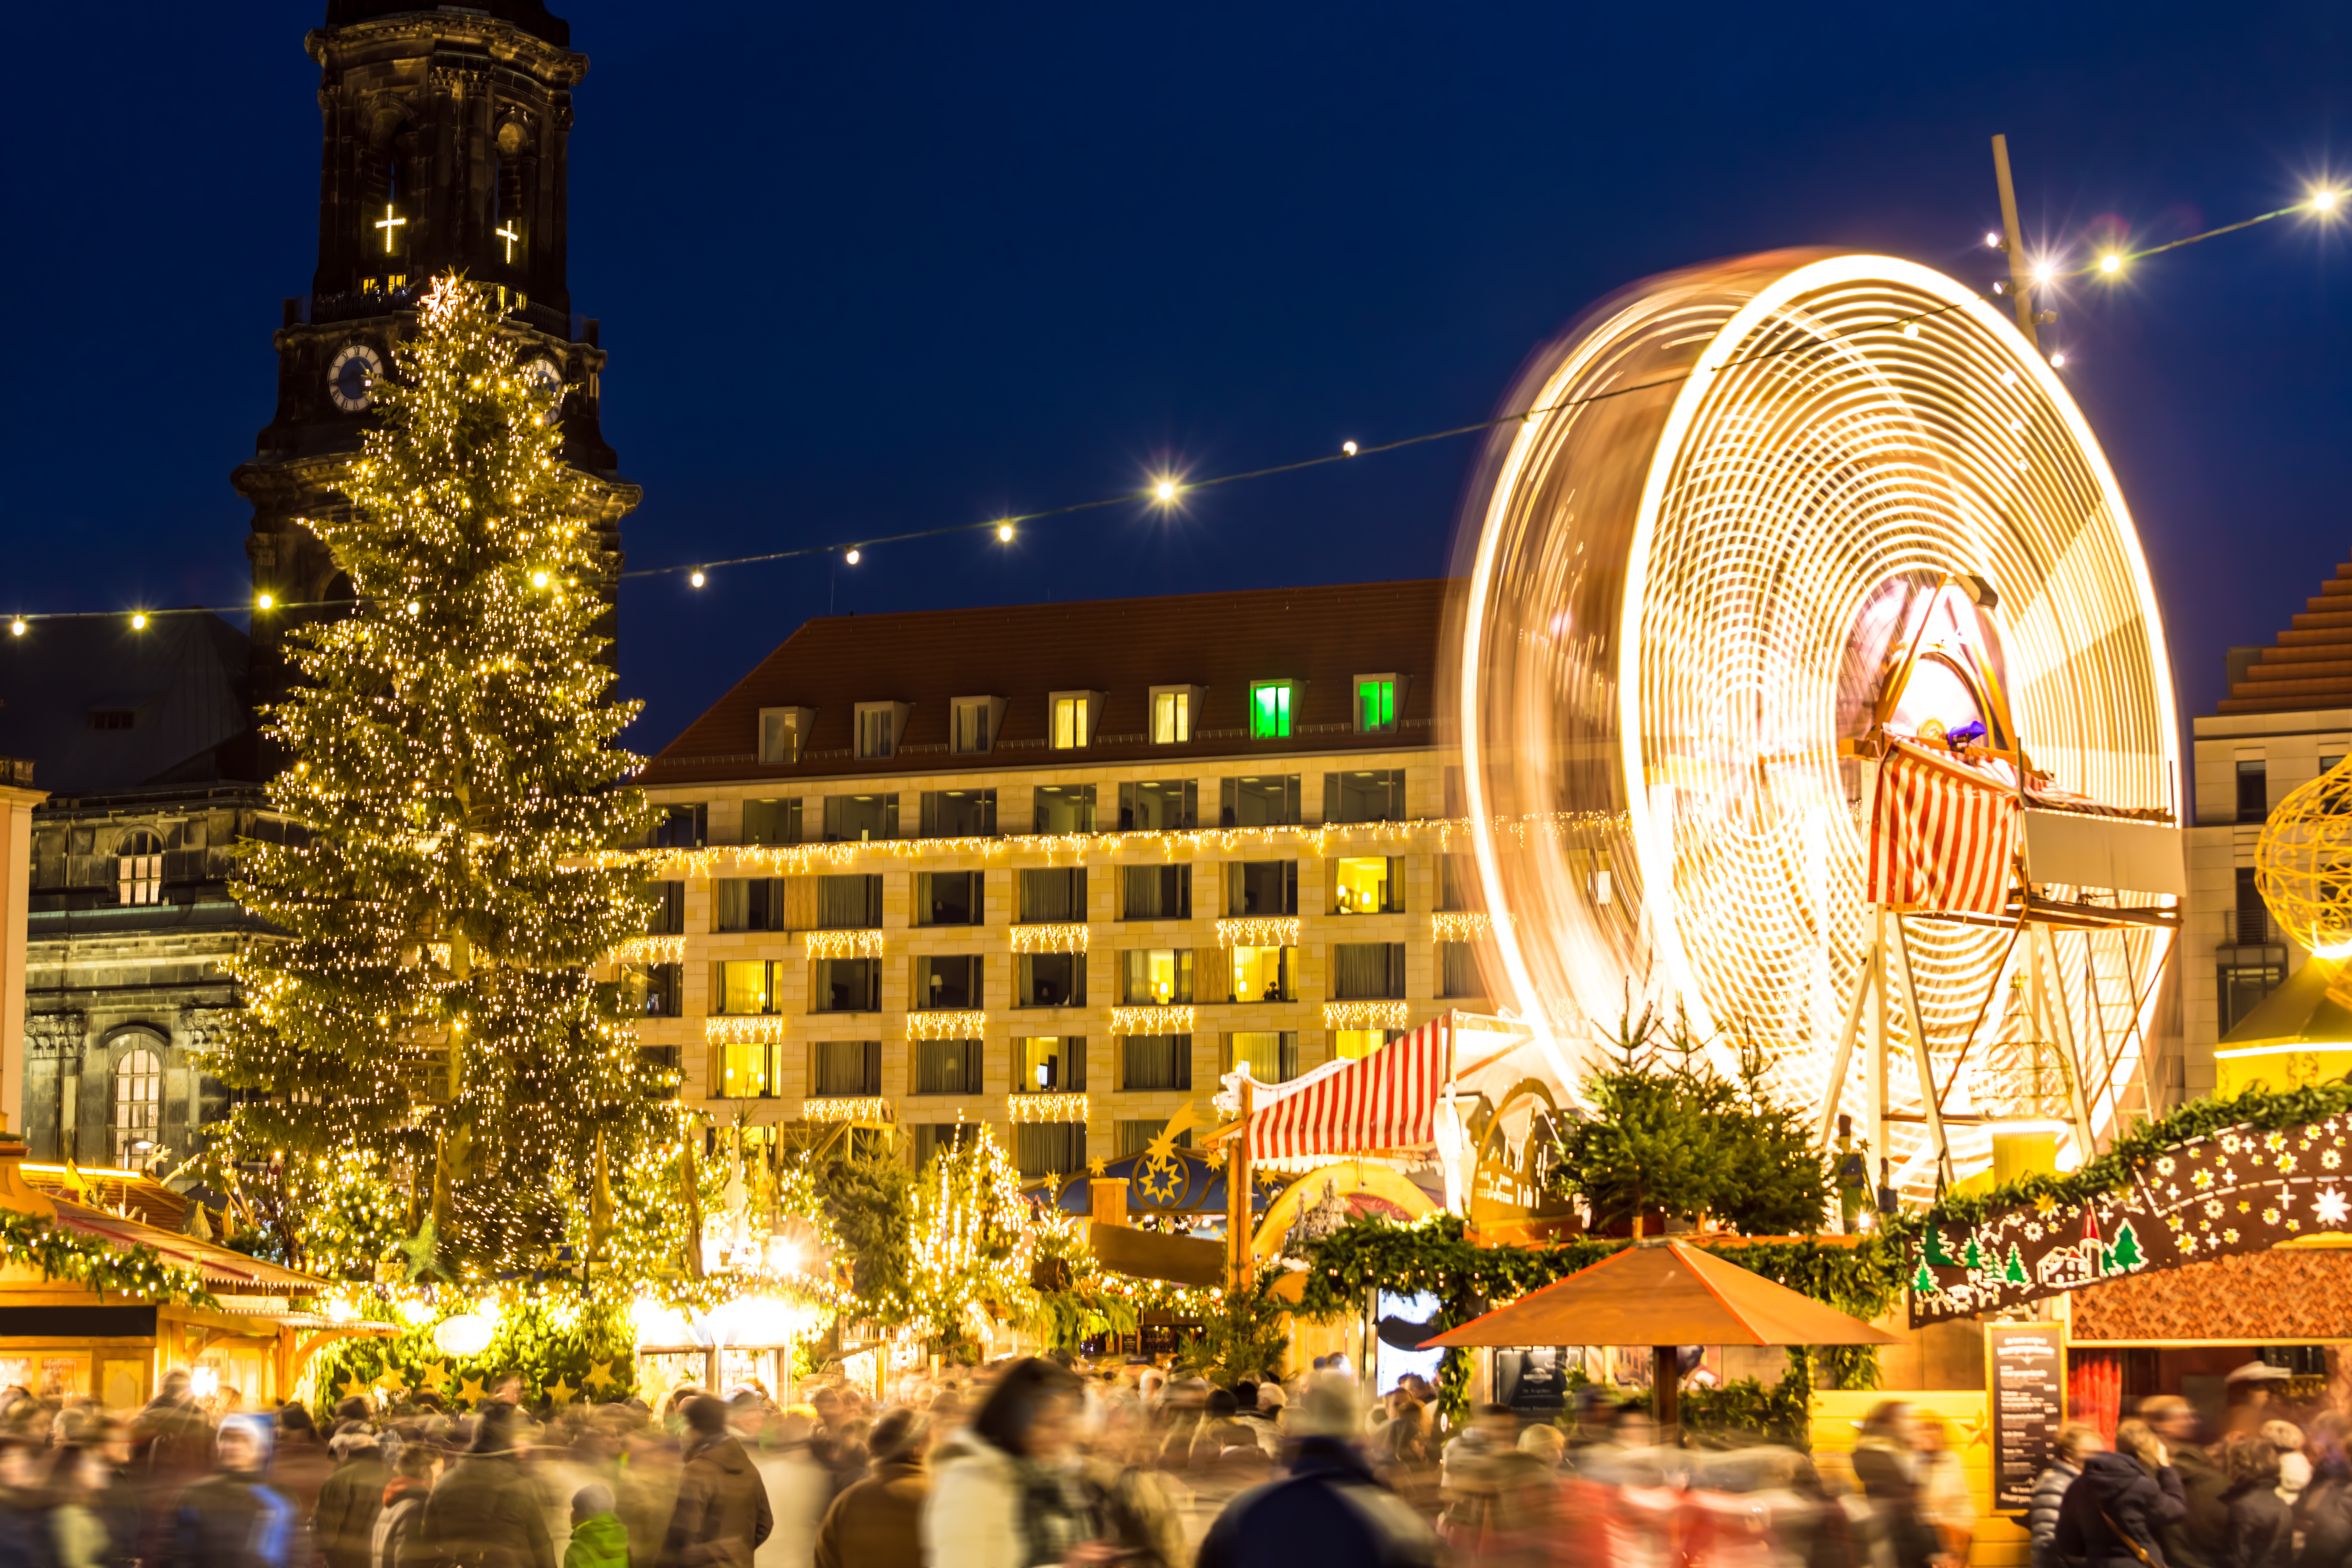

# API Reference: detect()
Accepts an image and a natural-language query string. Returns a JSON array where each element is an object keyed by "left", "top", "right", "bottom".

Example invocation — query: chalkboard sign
[{"left": 1987, "top": 1323, "right": 2067, "bottom": 1514}]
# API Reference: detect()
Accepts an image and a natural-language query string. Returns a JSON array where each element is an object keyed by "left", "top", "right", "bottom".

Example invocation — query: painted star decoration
[
  {"left": 2316, "top": 1188, "right": 2351, "bottom": 1227},
  {"left": 457, "top": 1376, "right": 487, "bottom": 1403},
  {"left": 583, "top": 1360, "right": 617, "bottom": 1395},
  {"left": 546, "top": 1375, "right": 576, "bottom": 1405}
]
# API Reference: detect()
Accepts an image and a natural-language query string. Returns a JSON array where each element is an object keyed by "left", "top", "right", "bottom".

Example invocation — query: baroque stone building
[{"left": 232, "top": 0, "right": 637, "bottom": 733}]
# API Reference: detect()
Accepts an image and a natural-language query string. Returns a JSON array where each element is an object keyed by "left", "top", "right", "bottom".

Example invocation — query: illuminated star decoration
[
  {"left": 2316, "top": 1188, "right": 2351, "bottom": 1228},
  {"left": 419, "top": 1361, "right": 451, "bottom": 1392},
  {"left": 583, "top": 1360, "right": 617, "bottom": 1395},
  {"left": 457, "top": 1376, "right": 487, "bottom": 1404},
  {"left": 336, "top": 1377, "right": 366, "bottom": 1402},
  {"left": 545, "top": 1374, "right": 576, "bottom": 1405},
  {"left": 376, "top": 1367, "right": 408, "bottom": 1396}
]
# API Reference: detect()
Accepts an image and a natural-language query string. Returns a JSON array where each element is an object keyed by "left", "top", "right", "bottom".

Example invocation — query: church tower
[{"left": 233, "top": 0, "right": 637, "bottom": 726}]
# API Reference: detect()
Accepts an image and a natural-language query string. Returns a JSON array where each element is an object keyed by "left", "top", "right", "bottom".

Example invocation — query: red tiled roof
[
  {"left": 645, "top": 580, "right": 1456, "bottom": 785},
  {"left": 2218, "top": 559, "right": 2352, "bottom": 714}
]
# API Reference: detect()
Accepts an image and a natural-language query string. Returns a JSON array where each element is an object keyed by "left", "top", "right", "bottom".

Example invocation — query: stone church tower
[{"left": 232, "top": 0, "right": 638, "bottom": 728}]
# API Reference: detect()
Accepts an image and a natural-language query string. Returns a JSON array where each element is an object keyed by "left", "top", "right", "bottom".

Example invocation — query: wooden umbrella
[{"left": 1420, "top": 1240, "right": 1898, "bottom": 1435}]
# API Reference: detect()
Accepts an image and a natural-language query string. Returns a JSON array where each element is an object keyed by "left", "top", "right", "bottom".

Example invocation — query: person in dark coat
[
  {"left": 2029, "top": 1425, "right": 2103, "bottom": 1568},
  {"left": 812, "top": 1410, "right": 927, "bottom": 1568},
  {"left": 163, "top": 1416, "right": 300, "bottom": 1568},
  {"left": 2056, "top": 1442, "right": 2186, "bottom": 1568},
  {"left": 1849, "top": 1403, "right": 1938, "bottom": 1568},
  {"left": 312, "top": 1433, "right": 390, "bottom": 1568},
  {"left": 2140, "top": 1399, "right": 2228, "bottom": 1568},
  {"left": 418, "top": 1405, "right": 553, "bottom": 1568},
  {"left": 2216, "top": 1435, "right": 2292, "bottom": 1568},
  {"left": 1197, "top": 1376, "right": 1437, "bottom": 1568},
  {"left": 659, "top": 1399, "right": 771, "bottom": 1568}
]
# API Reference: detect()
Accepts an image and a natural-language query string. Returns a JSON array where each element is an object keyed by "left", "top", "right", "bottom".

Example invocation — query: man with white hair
[{"left": 1196, "top": 1376, "right": 1435, "bottom": 1568}]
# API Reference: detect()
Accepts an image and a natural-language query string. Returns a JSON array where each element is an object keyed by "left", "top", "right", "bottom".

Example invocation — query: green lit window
[
  {"left": 1357, "top": 678, "right": 1396, "bottom": 733},
  {"left": 1249, "top": 681, "right": 1294, "bottom": 739}
]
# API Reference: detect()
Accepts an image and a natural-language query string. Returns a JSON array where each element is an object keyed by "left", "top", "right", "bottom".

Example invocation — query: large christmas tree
[{"left": 218, "top": 275, "right": 667, "bottom": 1280}]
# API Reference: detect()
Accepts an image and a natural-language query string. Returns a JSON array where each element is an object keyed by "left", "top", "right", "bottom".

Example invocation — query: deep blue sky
[{"left": 1, "top": 2, "right": 2343, "bottom": 757}]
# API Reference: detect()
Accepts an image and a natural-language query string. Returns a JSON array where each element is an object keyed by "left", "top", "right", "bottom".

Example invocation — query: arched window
[
  {"left": 111, "top": 1048, "right": 162, "bottom": 1165},
  {"left": 116, "top": 829, "right": 163, "bottom": 906}
]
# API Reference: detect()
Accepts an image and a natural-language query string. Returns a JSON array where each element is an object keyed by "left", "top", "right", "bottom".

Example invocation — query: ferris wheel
[{"left": 1447, "top": 251, "right": 2182, "bottom": 1192}]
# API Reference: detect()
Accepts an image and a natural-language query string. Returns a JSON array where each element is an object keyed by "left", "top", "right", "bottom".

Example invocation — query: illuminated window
[
  {"left": 1150, "top": 686, "right": 1200, "bottom": 744},
  {"left": 1031, "top": 786, "right": 1096, "bottom": 835},
  {"left": 717, "top": 1042, "right": 783, "bottom": 1099},
  {"left": 913, "top": 1039, "right": 984, "bottom": 1095},
  {"left": 810, "top": 1040, "right": 882, "bottom": 1098},
  {"left": 1332, "top": 856, "right": 1401, "bottom": 915},
  {"left": 1015, "top": 1037, "right": 1087, "bottom": 1092},
  {"left": 1051, "top": 693, "right": 1096, "bottom": 750},
  {"left": 757, "top": 707, "right": 811, "bottom": 765},
  {"left": 1354, "top": 675, "right": 1401, "bottom": 734},
  {"left": 1249, "top": 681, "right": 1294, "bottom": 739},
  {"left": 1333, "top": 1029, "right": 1402, "bottom": 1062},
  {"left": 716, "top": 960, "right": 782, "bottom": 1015},
  {"left": 116, "top": 831, "right": 164, "bottom": 906},
  {"left": 855, "top": 703, "right": 906, "bottom": 760},
  {"left": 920, "top": 789, "right": 996, "bottom": 838},
  {"left": 822, "top": 793, "right": 898, "bottom": 843},
  {"left": 1225, "top": 1032, "right": 1298, "bottom": 1084},
  {"left": 1221, "top": 775, "right": 1300, "bottom": 827},
  {"left": 1227, "top": 946, "right": 1295, "bottom": 1003},
  {"left": 1326, "top": 769, "right": 1407, "bottom": 824},
  {"left": 111, "top": 1047, "right": 161, "bottom": 1165},
  {"left": 1119, "top": 780, "right": 1197, "bottom": 831},
  {"left": 1121, "top": 948, "right": 1193, "bottom": 1005}
]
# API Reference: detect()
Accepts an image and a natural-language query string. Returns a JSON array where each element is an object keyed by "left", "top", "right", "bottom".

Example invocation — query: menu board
[{"left": 1987, "top": 1323, "right": 2066, "bottom": 1514}]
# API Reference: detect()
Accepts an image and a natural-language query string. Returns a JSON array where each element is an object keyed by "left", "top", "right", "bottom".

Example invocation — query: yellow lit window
[
  {"left": 1334, "top": 857, "right": 1392, "bottom": 914},
  {"left": 1227, "top": 1032, "right": 1297, "bottom": 1083},
  {"left": 1053, "top": 696, "right": 1090, "bottom": 750},
  {"left": 1016, "top": 1036, "right": 1082, "bottom": 1092},
  {"left": 1153, "top": 691, "right": 1190, "bottom": 744},
  {"left": 1229, "top": 946, "right": 1293, "bottom": 1003},
  {"left": 719, "top": 1042, "right": 782, "bottom": 1098},
  {"left": 1334, "top": 1029, "right": 1399, "bottom": 1061},
  {"left": 718, "top": 960, "right": 776, "bottom": 1015}
]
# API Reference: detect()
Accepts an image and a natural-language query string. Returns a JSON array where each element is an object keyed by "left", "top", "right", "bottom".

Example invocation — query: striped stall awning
[
  {"left": 1867, "top": 737, "right": 2019, "bottom": 915},
  {"left": 1247, "top": 1013, "right": 1453, "bottom": 1163}
]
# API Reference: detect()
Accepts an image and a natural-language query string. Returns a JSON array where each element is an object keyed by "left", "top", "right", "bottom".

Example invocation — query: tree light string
[{"left": 4, "top": 192, "right": 2334, "bottom": 630}]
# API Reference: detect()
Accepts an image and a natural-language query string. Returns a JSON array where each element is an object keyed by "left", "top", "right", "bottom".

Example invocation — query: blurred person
[
  {"left": 1914, "top": 1417, "right": 1973, "bottom": 1564},
  {"left": 660, "top": 1399, "right": 771, "bottom": 1568},
  {"left": 163, "top": 1414, "right": 298, "bottom": 1568},
  {"left": 564, "top": 1486, "right": 629, "bottom": 1568},
  {"left": 921, "top": 1359, "right": 1098, "bottom": 1568},
  {"left": 1196, "top": 1374, "right": 1435, "bottom": 1568},
  {"left": 51, "top": 1445, "right": 114, "bottom": 1568},
  {"left": 2056, "top": 1419, "right": 2184, "bottom": 1568},
  {"left": 2296, "top": 1411, "right": 2352, "bottom": 1568},
  {"left": 370, "top": 1443, "right": 438, "bottom": 1568},
  {"left": 1230, "top": 1388, "right": 1278, "bottom": 1460},
  {"left": 0, "top": 1434, "right": 56, "bottom": 1568},
  {"left": 1437, "top": 1402, "right": 1518, "bottom": 1551},
  {"left": 2259, "top": 1420, "right": 2309, "bottom": 1506},
  {"left": 312, "top": 1428, "right": 389, "bottom": 1568},
  {"left": 1850, "top": 1402, "right": 1937, "bottom": 1568},
  {"left": 2028, "top": 1424, "right": 2102, "bottom": 1568},
  {"left": 812, "top": 1409, "right": 929, "bottom": 1568},
  {"left": 419, "top": 1401, "right": 555, "bottom": 1568},
  {"left": 488, "top": 1378, "right": 525, "bottom": 1411},
  {"left": 2140, "top": 1397, "right": 2226, "bottom": 1568},
  {"left": 1515, "top": 1425, "right": 1564, "bottom": 1472},
  {"left": 750, "top": 1412, "right": 827, "bottom": 1568},
  {"left": 2217, "top": 1434, "right": 2290, "bottom": 1568},
  {"left": 1381, "top": 1403, "right": 1429, "bottom": 1470},
  {"left": 137, "top": 1373, "right": 214, "bottom": 1492}
]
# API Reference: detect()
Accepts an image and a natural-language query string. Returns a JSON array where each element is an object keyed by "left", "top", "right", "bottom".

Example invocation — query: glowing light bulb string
[{"left": 4, "top": 193, "right": 2332, "bottom": 630}]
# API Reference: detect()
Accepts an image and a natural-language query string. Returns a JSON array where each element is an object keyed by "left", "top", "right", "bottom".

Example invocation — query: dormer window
[
  {"left": 1050, "top": 691, "right": 1102, "bottom": 751},
  {"left": 89, "top": 709, "right": 135, "bottom": 732},
  {"left": 854, "top": 701, "right": 912, "bottom": 760},
  {"left": 1354, "top": 674, "right": 1405, "bottom": 734},
  {"left": 757, "top": 706, "right": 813, "bottom": 765},
  {"left": 1150, "top": 685, "right": 1201, "bottom": 744},
  {"left": 953, "top": 697, "right": 1005, "bottom": 756},
  {"left": 1248, "top": 680, "right": 1295, "bottom": 739}
]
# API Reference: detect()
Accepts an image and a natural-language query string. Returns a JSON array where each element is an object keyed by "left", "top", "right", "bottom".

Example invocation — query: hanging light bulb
[
  {"left": 256, "top": 592, "right": 275, "bottom": 610},
  {"left": 130, "top": 613, "right": 147, "bottom": 630},
  {"left": 690, "top": 570, "right": 706, "bottom": 588},
  {"left": 845, "top": 549, "right": 861, "bottom": 565},
  {"left": 7, "top": 620, "right": 22, "bottom": 637}
]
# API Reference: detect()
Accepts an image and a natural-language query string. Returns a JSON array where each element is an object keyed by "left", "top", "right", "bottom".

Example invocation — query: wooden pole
[
  {"left": 1653, "top": 1345, "right": 1679, "bottom": 1441},
  {"left": 1992, "top": 134, "right": 2040, "bottom": 347},
  {"left": 1227, "top": 1077, "right": 1254, "bottom": 1292}
]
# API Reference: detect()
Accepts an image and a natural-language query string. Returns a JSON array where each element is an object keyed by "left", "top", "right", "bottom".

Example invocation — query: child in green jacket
[{"left": 566, "top": 1485, "right": 633, "bottom": 1568}]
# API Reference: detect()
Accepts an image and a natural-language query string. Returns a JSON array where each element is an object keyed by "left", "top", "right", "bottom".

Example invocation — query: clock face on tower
[
  {"left": 327, "top": 343, "right": 384, "bottom": 412},
  {"left": 522, "top": 356, "right": 564, "bottom": 405}
]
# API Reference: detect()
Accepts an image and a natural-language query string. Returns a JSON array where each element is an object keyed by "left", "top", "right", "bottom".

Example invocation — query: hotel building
[{"left": 628, "top": 579, "right": 1489, "bottom": 1175}]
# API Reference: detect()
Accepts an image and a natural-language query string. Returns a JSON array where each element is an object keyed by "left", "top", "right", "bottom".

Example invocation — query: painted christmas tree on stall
[
  {"left": 2005, "top": 1243, "right": 2029, "bottom": 1285},
  {"left": 216, "top": 275, "right": 668, "bottom": 1278},
  {"left": 2106, "top": 1219, "right": 2145, "bottom": 1274}
]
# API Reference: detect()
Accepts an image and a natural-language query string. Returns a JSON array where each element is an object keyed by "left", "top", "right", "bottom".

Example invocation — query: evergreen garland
[
  {"left": 213, "top": 274, "right": 671, "bottom": 1280},
  {"left": 305, "top": 1297, "right": 637, "bottom": 1421},
  {"left": 0, "top": 1209, "right": 218, "bottom": 1309}
]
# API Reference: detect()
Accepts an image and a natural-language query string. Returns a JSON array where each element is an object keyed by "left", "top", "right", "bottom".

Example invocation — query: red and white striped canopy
[
  {"left": 1245, "top": 1013, "right": 1453, "bottom": 1162},
  {"left": 1867, "top": 737, "right": 2019, "bottom": 916}
]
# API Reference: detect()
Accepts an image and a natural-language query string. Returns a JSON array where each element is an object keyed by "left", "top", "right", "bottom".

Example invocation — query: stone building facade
[{"left": 635, "top": 580, "right": 1496, "bottom": 1176}]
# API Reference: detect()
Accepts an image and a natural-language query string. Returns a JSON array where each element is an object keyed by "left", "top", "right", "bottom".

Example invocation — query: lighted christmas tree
[
  {"left": 1911, "top": 1258, "right": 1937, "bottom": 1296},
  {"left": 906, "top": 1129, "right": 1038, "bottom": 1353},
  {"left": 215, "top": 275, "right": 667, "bottom": 1279}
]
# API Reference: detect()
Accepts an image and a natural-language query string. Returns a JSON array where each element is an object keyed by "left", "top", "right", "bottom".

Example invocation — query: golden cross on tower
[
  {"left": 375, "top": 204, "right": 406, "bottom": 254},
  {"left": 495, "top": 221, "right": 519, "bottom": 263}
]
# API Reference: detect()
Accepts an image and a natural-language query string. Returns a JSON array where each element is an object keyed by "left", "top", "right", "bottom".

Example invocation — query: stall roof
[{"left": 47, "top": 1199, "right": 327, "bottom": 1294}]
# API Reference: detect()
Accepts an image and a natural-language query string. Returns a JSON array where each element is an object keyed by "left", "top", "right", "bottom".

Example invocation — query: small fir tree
[
  {"left": 1923, "top": 1227, "right": 1958, "bottom": 1269},
  {"left": 2004, "top": 1244, "right": 2029, "bottom": 1285},
  {"left": 1911, "top": 1259, "right": 1937, "bottom": 1296},
  {"left": 2106, "top": 1219, "right": 2145, "bottom": 1273},
  {"left": 1962, "top": 1235, "right": 1987, "bottom": 1273},
  {"left": 216, "top": 275, "right": 667, "bottom": 1278}
]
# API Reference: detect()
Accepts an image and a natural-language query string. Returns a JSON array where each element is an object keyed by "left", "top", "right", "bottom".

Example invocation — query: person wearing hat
[
  {"left": 312, "top": 1425, "right": 389, "bottom": 1568},
  {"left": 660, "top": 1398, "right": 772, "bottom": 1568},
  {"left": 163, "top": 1415, "right": 300, "bottom": 1568},
  {"left": 813, "top": 1408, "right": 930, "bottom": 1568}
]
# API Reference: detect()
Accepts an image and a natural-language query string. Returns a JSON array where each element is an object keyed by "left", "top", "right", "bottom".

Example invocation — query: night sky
[{"left": 1, "top": 2, "right": 2344, "bottom": 760}]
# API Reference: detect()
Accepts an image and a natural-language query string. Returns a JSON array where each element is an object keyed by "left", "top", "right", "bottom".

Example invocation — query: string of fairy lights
[{"left": 4, "top": 185, "right": 2341, "bottom": 638}]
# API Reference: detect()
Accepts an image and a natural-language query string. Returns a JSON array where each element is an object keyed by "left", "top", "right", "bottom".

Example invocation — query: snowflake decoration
[
  {"left": 2225, "top": 1228, "right": 2240, "bottom": 1243},
  {"left": 2315, "top": 1188, "right": 2350, "bottom": 1227},
  {"left": 2025, "top": 1223, "right": 2043, "bottom": 1241},
  {"left": 2157, "top": 1156, "right": 2177, "bottom": 1176},
  {"left": 2265, "top": 1209, "right": 2282, "bottom": 1225},
  {"left": 2206, "top": 1199, "right": 2225, "bottom": 1218},
  {"left": 2328, "top": 1150, "right": 2343, "bottom": 1170}
]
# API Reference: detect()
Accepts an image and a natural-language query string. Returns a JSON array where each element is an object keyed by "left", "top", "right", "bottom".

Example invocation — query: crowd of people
[{"left": 4, "top": 1352, "right": 2337, "bottom": 1568}]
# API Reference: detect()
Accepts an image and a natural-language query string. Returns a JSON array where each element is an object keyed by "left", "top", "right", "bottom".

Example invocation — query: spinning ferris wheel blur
[{"left": 1445, "top": 250, "right": 2183, "bottom": 1192}]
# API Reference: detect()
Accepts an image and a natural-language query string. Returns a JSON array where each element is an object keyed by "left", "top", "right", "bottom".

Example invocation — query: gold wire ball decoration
[{"left": 2254, "top": 754, "right": 2352, "bottom": 959}]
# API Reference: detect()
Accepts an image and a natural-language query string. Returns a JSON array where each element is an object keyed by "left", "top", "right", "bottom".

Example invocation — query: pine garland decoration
[
  {"left": 216, "top": 274, "right": 670, "bottom": 1280},
  {"left": 0, "top": 1210, "right": 218, "bottom": 1309}
]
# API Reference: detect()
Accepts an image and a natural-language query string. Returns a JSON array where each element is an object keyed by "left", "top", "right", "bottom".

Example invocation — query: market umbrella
[{"left": 1421, "top": 1240, "right": 1898, "bottom": 1434}]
